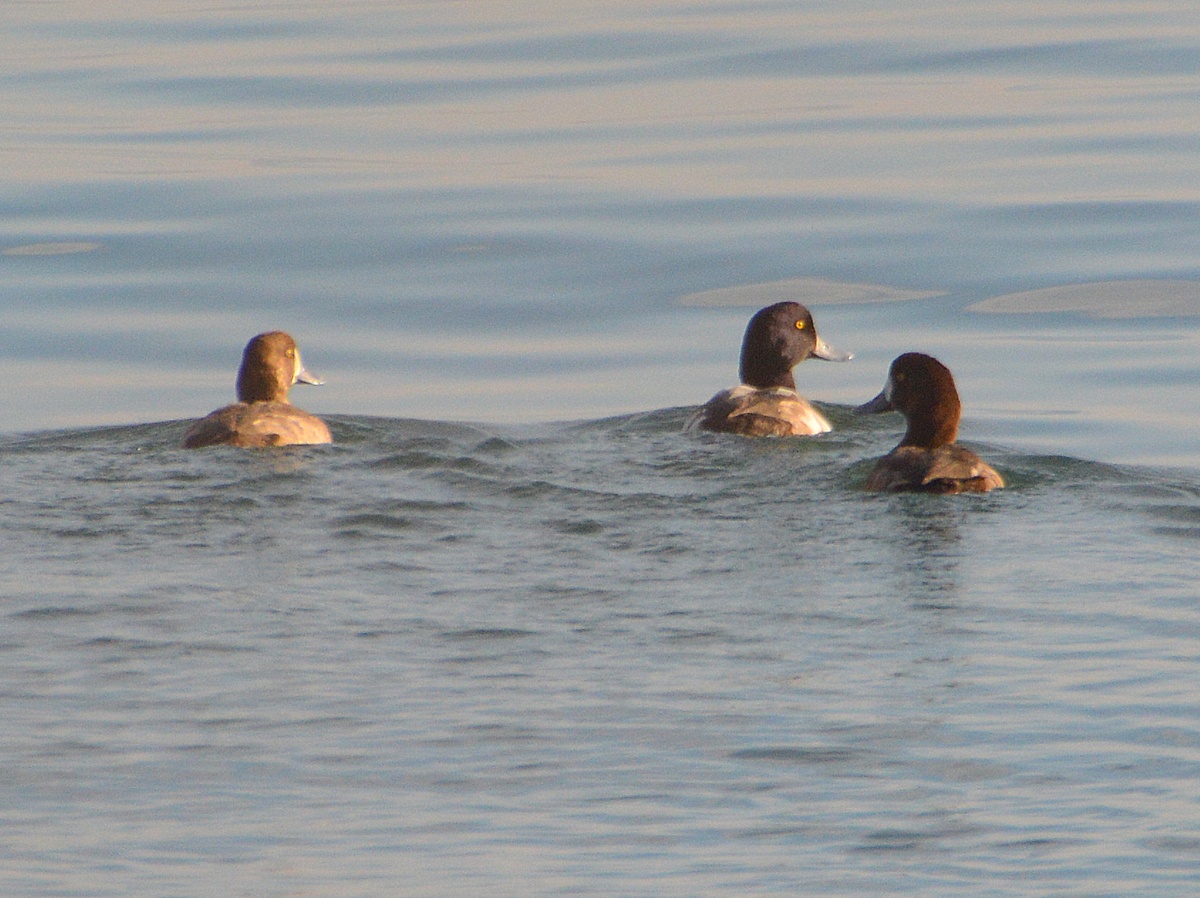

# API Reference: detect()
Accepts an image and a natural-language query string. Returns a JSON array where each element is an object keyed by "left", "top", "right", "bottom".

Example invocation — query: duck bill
[
  {"left": 291, "top": 348, "right": 325, "bottom": 386},
  {"left": 812, "top": 336, "right": 852, "bottom": 362},
  {"left": 854, "top": 390, "right": 893, "bottom": 414},
  {"left": 295, "top": 366, "right": 324, "bottom": 386}
]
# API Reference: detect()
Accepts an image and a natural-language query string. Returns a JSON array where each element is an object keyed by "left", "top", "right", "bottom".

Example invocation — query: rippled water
[
  {"left": 5, "top": 415, "right": 1200, "bottom": 896},
  {"left": 4, "top": 1, "right": 1200, "bottom": 895}
]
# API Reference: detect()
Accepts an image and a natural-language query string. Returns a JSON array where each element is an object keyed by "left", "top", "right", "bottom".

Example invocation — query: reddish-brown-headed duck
[
  {"left": 182, "top": 331, "right": 332, "bottom": 449},
  {"left": 856, "top": 352, "right": 1003, "bottom": 493},
  {"left": 686, "top": 301, "right": 851, "bottom": 436}
]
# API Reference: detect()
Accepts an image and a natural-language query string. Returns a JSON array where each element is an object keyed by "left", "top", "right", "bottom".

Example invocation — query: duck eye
[
  {"left": 794, "top": 320, "right": 806, "bottom": 330},
  {"left": 285, "top": 348, "right": 295, "bottom": 358}
]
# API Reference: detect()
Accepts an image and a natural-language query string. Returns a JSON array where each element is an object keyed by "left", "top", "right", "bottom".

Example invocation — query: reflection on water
[{"left": 879, "top": 497, "right": 965, "bottom": 606}]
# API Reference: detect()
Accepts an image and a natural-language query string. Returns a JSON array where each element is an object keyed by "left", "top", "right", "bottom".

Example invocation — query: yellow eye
[
  {"left": 285, "top": 348, "right": 295, "bottom": 357},
  {"left": 794, "top": 320, "right": 806, "bottom": 330}
]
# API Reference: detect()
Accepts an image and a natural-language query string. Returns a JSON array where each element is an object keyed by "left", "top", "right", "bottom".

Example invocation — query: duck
[
  {"left": 182, "top": 331, "right": 333, "bottom": 448},
  {"left": 686, "top": 301, "right": 851, "bottom": 436},
  {"left": 855, "top": 352, "right": 1003, "bottom": 493}
]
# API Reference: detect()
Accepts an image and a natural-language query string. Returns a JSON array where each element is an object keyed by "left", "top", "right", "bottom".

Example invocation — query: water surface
[{"left": 4, "top": 2, "right": 1200, "bottom": 895}]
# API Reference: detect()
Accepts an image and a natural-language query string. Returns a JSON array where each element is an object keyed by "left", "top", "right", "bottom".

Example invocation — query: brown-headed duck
[
  {"left": 182, "top": 331, "right": 333, "bottom": 449},
  {"left": 686, "top": 301, "right": 851, "bottom": 436},
  {"left": 855, "top": 352, "right": 1003, "bottom": 494}
]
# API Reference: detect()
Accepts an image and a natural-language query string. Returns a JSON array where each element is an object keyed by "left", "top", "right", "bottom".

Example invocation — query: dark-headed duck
[
  {"left": 182, "top": 331, "right": 333, "bottom": 449},
  {"left": 686, "top": 301, "right": 851, "bottom": 436},
  {"left": 855, "top": 352, "right": 1002, "bottom": 493}
]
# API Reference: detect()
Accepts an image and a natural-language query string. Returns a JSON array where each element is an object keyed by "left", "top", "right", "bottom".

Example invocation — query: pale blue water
[{"left": 3, "top": 2, "right": 1200, "bottom": 896}]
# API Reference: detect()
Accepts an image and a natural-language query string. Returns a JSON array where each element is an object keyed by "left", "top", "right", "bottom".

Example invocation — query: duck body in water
[
  {"left": 183, "top": 331, "right": 332, "bottom": 449},
  {"left": 856, "top": 352, "right": 1003, "bottom": 494},
  {"left": 687, "top": 302, "right": 851, "bottom": 437}
]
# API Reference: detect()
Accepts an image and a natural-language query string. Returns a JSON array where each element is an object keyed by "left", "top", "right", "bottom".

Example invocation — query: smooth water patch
[
  {"left": 676, "top": 277, "right": 944, "bottom": 308},
  {"left": 2, "top": 242, "right": 102, "bottom": 256},
  {"left": 970, "top": 279, "right": 1200, "bottom": 318},
  {"left": 3, "top": 0, "right": 1199, "bottom": 443}
]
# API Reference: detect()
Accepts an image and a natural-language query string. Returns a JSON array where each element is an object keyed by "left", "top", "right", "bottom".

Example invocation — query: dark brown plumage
[{"left": 856, "top": 352, "right": 1003, "bottom": 493}]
